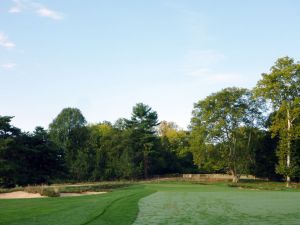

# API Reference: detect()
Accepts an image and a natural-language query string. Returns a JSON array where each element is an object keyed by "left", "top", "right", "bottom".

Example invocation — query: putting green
[{"left": 133, "top": 187, "right": 300, "bottom": 225}]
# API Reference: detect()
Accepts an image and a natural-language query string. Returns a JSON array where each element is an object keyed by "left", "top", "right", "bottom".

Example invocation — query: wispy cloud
[
  {"left": 36, "top": 7, "right": 63, "bottom": 20},
  {"left": 189, "top": 67, "right": 243, "bottom": 83},
  {"left": 1, "top": 63, "right": 17, "bottom": 70},
  {"left": 207, "top": 73, "right": 243, "bottom": 83},
  {"left": 183, "top": 49, "right": 244, "bottom": 84},
  {"left": 9, "top": 0, "right": 64, "bottom": 20},
  {"left": 0, "top": 32, "right": 16, "bottom": 49},
  {"left": 8, "top": 0, "right": 25, "bottom": 13}
]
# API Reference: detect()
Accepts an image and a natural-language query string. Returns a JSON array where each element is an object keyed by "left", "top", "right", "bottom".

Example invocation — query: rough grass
[
  {"left": 0, "top": 181, "right": 132, "bottom": 196},
  {"left": 228, "top": 180, "right": 300, "bottom": 191},
  {"left": 56, "top": 181, "right": 132, "bottom": 193},
  {"left": 0, "top": 180, "right": 300, "bottom": 225}
]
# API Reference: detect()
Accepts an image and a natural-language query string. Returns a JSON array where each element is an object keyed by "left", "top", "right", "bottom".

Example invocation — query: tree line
[{"left": 0, "top": 56, "right": 299, "bottom": 187}]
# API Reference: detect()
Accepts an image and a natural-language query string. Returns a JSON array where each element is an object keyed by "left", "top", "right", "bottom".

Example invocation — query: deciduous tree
[
  {"left": 254, "top": 56, "right": 300, "bottom": 186},
  {"left": 191, "top": 88, "right": 263, "bottom": 182}
]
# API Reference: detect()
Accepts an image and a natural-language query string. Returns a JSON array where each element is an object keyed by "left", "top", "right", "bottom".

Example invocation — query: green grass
[
  {"left": 228, "top": 180, "right": 300, "bottom": 191},
  {"left": 0, "top": 181, "right": 300, "bottom": 225},
  {"left": 0, "top": 185, "right": 154, "bottom": 225},
  {"left": 135, "top": 183, "right": 300, "bottom": 225}
]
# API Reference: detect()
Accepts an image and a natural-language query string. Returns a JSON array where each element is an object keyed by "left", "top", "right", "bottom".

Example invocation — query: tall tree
[
  {"left": 0, "top": 116, "right": 21, "bottom": 187},
  {"left": 126, "top": 103, "right": 159, "bottom": 178},
  {"left": 159, "top": 121, "right": 196, "bottom": 173},
  {"left": 18, "top": 127, "right": 64, "bottom": 184},
  {"left": 190, "top": 88, "right": 263, "bottom": 182},
  {"left": 0, "top": 116, "right": 63, "bottom": 187},
  {"left": 49, "top": 108, "right": 86, "bottom": 148},
  {"left": 49, "top": 108, "right": 87, "bottom": 178},
  {"left": 88, "top": 122, "right": 131, "bottom": 180},
  {"left": 254, "top": 56, "right": 300, "bottom": 186},
  {"left": 251, "top": 129, "right": 279, "bottom": 180}
]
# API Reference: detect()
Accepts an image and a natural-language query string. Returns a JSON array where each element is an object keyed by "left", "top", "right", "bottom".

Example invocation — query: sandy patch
[
  {"left": 60, "top": 191, "right": 106, "bottom": 197},
  {"left": 0, "top": 191, "right": 45, "bottom": 199},
  {"left": 0, "top": 191, "right": 107, "bottom": 199}
]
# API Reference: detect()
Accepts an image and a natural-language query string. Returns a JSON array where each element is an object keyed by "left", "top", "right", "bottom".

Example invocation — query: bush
[
  {"left": 24, "top": 185, "right": 43, "bottom": 194},
  {"left": 40, "top": 188, "right": 60, "bottom": 197}
]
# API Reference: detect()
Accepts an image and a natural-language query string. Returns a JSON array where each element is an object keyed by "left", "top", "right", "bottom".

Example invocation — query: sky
[{"left": 1, "top": 0, "right": 300, "bottom": 131}]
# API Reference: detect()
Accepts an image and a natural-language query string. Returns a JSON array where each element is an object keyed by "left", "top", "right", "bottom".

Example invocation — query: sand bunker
[
  {"left": 0, "top": 191, "right": 107, "bottom": 199},
  {"left": 0, "top": 191, "right": 45, "bottom": 199}
]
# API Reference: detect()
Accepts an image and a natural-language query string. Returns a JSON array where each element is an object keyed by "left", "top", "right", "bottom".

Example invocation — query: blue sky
[{"left": 1, "top": 0, "right": 300, "bottom": 131}]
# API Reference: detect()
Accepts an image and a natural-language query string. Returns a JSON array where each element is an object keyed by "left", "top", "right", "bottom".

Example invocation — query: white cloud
[
  {"left": 36, "top": 7, "right": 63, "bottom": 20},
  {"left": 9, "top": 7, "right": 21, "bottom": 13},
  {"left": 1, "top": 63, "right": 17, "bottom": 70},
  {"left": 8, "top": 0, "right": 25, "bottom": 13},
  {"left": 0, "top": 32, "right": 16, "bottom": 49},
  {"left": 9, "top": 0, "right": 63, "bottom": 20}
]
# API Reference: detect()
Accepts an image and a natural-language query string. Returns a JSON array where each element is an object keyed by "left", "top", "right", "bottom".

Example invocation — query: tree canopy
[
  {"left": 190, "top": 87, "right": 264, "bottom": 182},
  {"left": 1, "top": 56, "right": 300, "bottom": 187},
  {"left": 254, "top": 56, "right": 300, "bottom": 186}
]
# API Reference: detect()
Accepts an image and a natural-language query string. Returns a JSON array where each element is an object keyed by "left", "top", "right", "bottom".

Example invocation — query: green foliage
[
  {"left": 0, "top": 116, "right": 21, "bottom": 186},
  {"left": 2, "top": 56, "right": 300, "bottom": 188},
  {"left": 126, "top": 103, "right": 159, "bottom": 132},
  {"left": 254, "top": 56, "right": 300, "bottom": 181},
  {"left": 0, "top": 117, "right": 62, "bottom": 187},
  {"left": 125, "top": 103, "right": 161, "bottom": 178},
  {"left": 190, "top": 88, "right": 264, "bottom": 181},
  {"left": 250, "top": 130, "right": 279, "bottom": 180},
  {"left": 49, "top": 108, "right": 88, "bottom": 179},
  {"left": 49, "top": 107, "right": 86, "bottom": 149},
  {"left": 88, "top": 123, "right": 135, "bottom": 180},
  {"left": 158, "top": 121, "right": 197, "bottom": 173},
  {"left": 255, "top": 57, "right": 300, "bottom": 108}
]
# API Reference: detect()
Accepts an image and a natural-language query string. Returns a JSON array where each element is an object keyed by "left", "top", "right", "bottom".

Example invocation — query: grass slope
[
  {"left": 0, "top": 185, "right": 153, "bottom": 225},
  {"left": 0, "top": 182, "right": 300, "bottom": 225}
]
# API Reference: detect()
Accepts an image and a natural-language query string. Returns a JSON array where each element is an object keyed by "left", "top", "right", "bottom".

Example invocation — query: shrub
[
  {"left": 24, "top": 185, "right": 43, "bottom": 194},
  {"left": 41, "top": 188, "right": 60, "bottom": 197}
]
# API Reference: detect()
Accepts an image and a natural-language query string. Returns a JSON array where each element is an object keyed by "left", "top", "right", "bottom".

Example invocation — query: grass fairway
[
  {"left": 0, "top": 185, "right": 154, "bottom": 225},
  {"left": 0, "top": 182, "right": 300, "bottom": 225}
]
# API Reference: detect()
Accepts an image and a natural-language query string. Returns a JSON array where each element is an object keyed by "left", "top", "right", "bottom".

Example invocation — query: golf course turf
[{"left": 0, "top": 182, "right": 300, "bottom": 225}]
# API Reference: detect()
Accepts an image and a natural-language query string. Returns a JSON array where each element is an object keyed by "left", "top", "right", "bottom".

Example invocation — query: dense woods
[{"left": 1, "top": 56, "right": 300, "bottom": 187}]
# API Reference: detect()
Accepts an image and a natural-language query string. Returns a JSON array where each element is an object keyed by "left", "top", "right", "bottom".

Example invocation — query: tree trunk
[
  {"left": 232, "top": 175, "right": 239, "bottom": 183},
  {"left": 231, "top": 170, "right": 240, "bottom": 183},
  {"left": 231, "top": 136, "right": 239, "bottom": 183},
  {"left": 286, "top": 109, "right": 291, "bottom": 187},
  {"left": 143, "top": 151, "right": 148, "bottom": 179}
]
